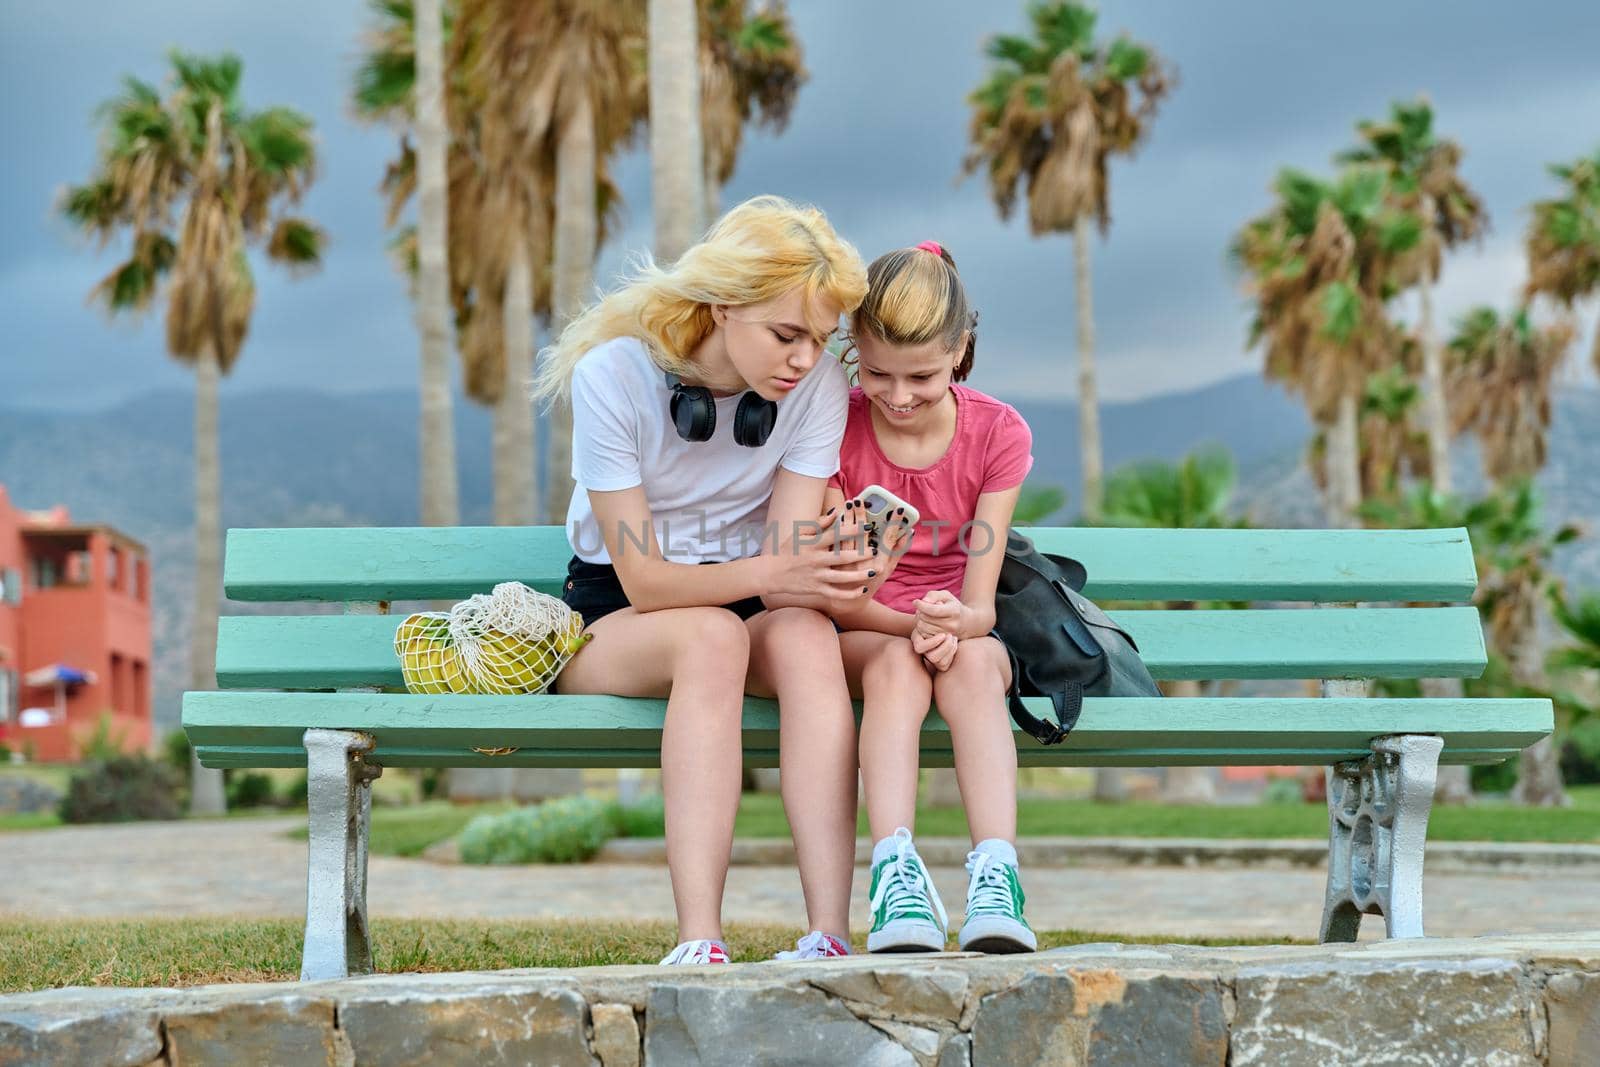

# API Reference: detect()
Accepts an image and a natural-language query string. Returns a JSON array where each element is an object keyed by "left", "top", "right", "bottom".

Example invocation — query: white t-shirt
[{"left": 566, "top": 336, "right": 849, "bottom": 564}]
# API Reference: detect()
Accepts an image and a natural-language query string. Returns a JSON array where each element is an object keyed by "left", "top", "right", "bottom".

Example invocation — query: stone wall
[{"left": 2, "top": 935, "right": 1595, "bottom": 1066}]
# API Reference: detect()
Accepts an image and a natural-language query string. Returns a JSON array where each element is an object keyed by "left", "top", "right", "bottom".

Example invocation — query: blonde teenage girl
[{"left": 536, "top": 196, "right": 871, "bottom": 965}]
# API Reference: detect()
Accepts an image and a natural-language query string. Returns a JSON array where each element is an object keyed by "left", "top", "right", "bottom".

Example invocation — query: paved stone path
[{"left": 5, "top": 817, "right": 1596, "bottom": 939}]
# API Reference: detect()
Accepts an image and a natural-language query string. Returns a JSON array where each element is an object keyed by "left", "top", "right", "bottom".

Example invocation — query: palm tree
[
  {"left": 1356, "top": 364, "right": 1431, "bottom": 503},
  {"left": 360, "top": 2, "right": 632, "bottom": 527},
  {"left": 700, "top": 0, "right": 806, "bottom": 226},
  {"left": 649, "top": 0, "right": 704, "bottom": 260},
  {"left": 354, "top": 0, "right": 462, "bottom": 529},
  {"left": 1336, "top": 98, "right": 1489, "bottom": 777},
  {"left": 1102, "top": 446, "right": 1241, "bottom": 802},
  {"left": 1445, "top": 307, "right": 1580, "bottom": 805},
  {"left": 358, "top": 0, "right": 543, "bottom": 525},
  {"left": 963, "top": 1, "right": 1173, "bottom": 522},
  {"left": 459, "top": 0, "right": 644, "bottom": 525},
  {"left": 1550, "top": 590, "right": 1600, "bottom": 678},
  {"left": 62, "top": 52, "right": 324, "bottom": 815},
  {"left": 1525, "top": 148, "right": 1600, "bottom": 374},
  {"left": 1447, "top": 306, "right": 1576, "bottom": 485},
  {"left": 411, "top": 0, "right": 460, "bottom": 528},
  {"left": 1471, "top": 482, "right": 1580, "bottom": 806},
  {"left": 1340, "top": 98, "right": 1487, "bottom": 495},
  {"left": 1233, "top": 166, "right": 1423, "bottom": 524},
  {"left": 1101, "top": 445, "right": 1241, "bottom": 532}
]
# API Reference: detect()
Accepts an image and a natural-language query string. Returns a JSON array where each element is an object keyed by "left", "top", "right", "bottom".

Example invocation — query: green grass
[
  {"left": 284, "top": 801, "right": 514, "bottom": 857},
  {"left": 730, "top": 783, "right": 1600, "bottom": 844},
  {"left": 363, "top": 801, "right": 514, "bottom": 857},
  {"left": 309, "top": 784, "right": 1600, "bottom": 861},
  {"left": 0, "top": 917, "right": 1305, "bottom": 993},
  {"left": 14, "top": 773, "right": 1598, "bottom": 851}
]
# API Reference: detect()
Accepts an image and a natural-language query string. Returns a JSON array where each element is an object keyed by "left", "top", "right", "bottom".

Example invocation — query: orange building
[{"left": 0, "top": 484, "right": 152, "bottom": 762}]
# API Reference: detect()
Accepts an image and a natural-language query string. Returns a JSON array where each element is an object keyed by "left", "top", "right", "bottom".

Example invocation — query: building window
[
  {"left": 134, "top": 557, "right": 149, "bottom": 603},
  {"left": 0, "top": 668, "right": 15, "bottom": 724},
  {"left": 107, "top": 548, "right": 122, "bottom": 591},
  {"left": 30, "top": 557, "right": 58, "bottom": 590},
  {"left": 67, "top": 550, "right": 92, "bottom": 585},
  {"left": 0, "top": 568, "right": 20, "bottom": 606},
  {"left": 110, "top": 653, "right": 125, "bottom": 716},
  {"left": 131, "top": 659, "right": 148, "bottom": 721}
]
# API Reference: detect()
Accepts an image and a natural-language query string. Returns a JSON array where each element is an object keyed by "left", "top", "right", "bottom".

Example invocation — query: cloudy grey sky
[{"left": 3, "top": 1, "right": 1598, "bottom": 412}]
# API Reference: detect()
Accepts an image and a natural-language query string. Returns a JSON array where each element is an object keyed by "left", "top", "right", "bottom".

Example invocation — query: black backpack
[{"left": 990, "top": 529, "right": 1161, "bottom": 745}]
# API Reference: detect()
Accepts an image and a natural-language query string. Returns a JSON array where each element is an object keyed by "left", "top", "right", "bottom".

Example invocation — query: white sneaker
[
  {"left": 774, "top": 931, "right": 851, "bottom": 960},
  {"left": 866, "top": 828, "right": 949, "bottom": 953},
  {"left": 957, "top": 850, "right": 1036, "bottom": 953},
  {"left": 659, "top": 939, "right": 731, "bottom": 965}
]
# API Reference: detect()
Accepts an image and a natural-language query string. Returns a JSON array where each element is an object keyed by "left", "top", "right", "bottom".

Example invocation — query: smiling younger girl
[{"left": 825, "top": 241, "right": 1037, "bottom": 954}]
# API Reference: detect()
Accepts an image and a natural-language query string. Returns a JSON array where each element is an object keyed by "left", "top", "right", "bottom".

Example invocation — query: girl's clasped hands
[{"left": 911, "top": 589, "right": 965, "bottom": 673}]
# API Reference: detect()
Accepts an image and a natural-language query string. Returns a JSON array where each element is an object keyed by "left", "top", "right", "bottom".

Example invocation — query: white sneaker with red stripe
[
  {"left": 659, "top": 939, "right": 731, "bottom": 965},
  {"left": 773, "top": 931, "right": 851, "bottom": 961}
]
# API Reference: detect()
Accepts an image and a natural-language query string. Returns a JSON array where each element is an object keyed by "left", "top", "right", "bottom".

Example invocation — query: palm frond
[
  {"left": 239, "top": 107, "right": 317, "bottom": 177},
  {"left": 266, "top": 216, "right": 325, "bottom": 272}
]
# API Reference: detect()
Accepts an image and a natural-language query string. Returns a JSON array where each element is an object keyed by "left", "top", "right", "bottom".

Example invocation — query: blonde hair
[
  {"left": 849, "top": 244, "right": 977, "bottom": 381},
  {"left": 534, "top": 195, "right": 868, "bottom": 402}
]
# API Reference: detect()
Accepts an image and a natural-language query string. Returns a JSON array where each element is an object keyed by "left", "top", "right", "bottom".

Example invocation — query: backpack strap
[{"left": 995, "top": 634, "right": 1074, "bottom": 746}]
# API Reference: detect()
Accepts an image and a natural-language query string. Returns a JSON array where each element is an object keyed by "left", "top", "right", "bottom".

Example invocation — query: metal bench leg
[
  {"left": 300, "top": 728, "right": 382, "bottom": 981},
  {"left": 1319, "top": 733, "right": 1444, "bottom": 943}
]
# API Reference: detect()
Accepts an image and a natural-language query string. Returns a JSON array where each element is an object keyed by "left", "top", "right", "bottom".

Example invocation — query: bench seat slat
[
  {"left": 221, "top": 526, "right": 1479, "bottom": 604},
  {"left": 214, "top": 606, "right": 1487, "bottom": 688},
  {"left": 182, "top": 692, "right": 1551, "bottom": 769}
]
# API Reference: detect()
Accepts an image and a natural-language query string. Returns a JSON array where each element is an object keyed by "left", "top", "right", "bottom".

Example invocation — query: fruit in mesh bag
[
  {"left": 395, "top": 613, "right": 461, "bottom": 694},
  {"left": 474, "top": 610, "right": 590, "bottom": 694},
  {"left": 394, "top": 583, "right": 591, "bottom": 695}
]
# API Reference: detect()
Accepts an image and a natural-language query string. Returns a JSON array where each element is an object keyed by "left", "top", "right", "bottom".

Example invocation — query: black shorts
[{"left": 560, "top": 556, "right": 767, "bottom": 627}]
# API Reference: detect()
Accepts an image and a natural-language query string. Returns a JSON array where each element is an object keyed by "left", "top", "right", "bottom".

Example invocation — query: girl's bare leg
[
  {"left": 930, "top": 636, "right": 1016, "bottom": 844},
  {"left": 556, "top": 606, "right": 749, "bottom": 941},
  {"left": 746, "top": 607, "right": 857, "bottom": 940},
  {"left": 840, "top": 631, "right": 935, "bottom": 843}
]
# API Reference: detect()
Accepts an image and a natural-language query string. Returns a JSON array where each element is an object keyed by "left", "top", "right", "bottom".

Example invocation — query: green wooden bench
[{"left": 182, "top": 525, "right": 1551, "bottom": 981}]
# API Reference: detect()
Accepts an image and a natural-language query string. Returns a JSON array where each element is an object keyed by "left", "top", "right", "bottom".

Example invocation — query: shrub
[
  {"left": 163, "top": 729, "right": 192, "bottom": 774},
  {"left": 59, "top": 755, "right": 182, "bottom": 824},
  {"left": 283, "top": 771, "right": 310, "bottom": 807},
  {"left": 1259, "top": 777, "right": 1306, "bottom": 806},
  {"left": 1471, "top": 758, "right": 1519, "bottom": 795},
  {"left": 75, "top": 712, "right": 132, "bottom": 762},
  {"left": 226, "top": 771, "right": 277, "bottom": 809},
  {"left": 1559, "top": 720, "right": 1600, "bottom": 786},
  {"left": 606, "top": 792, "right": 666, "bottom": 837},
  {"left": 458, "top": 794, "right": 613, "bottom": 864}
]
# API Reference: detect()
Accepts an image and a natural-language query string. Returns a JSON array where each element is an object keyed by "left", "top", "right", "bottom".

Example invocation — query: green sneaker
[
  {"left": 866, "top": 828, "right": 948, "bottom": 953},
  {"left": 957, "top": 849, "right": 1036, "bottom": 953}
]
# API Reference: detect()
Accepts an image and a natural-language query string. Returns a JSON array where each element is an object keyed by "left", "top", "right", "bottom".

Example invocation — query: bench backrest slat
[
  {"left": 213, "top": 605, "right": 1486, "bottom": 689},
  {"left": 222, "top": 526, "right": 1479, "bottom": 604}
]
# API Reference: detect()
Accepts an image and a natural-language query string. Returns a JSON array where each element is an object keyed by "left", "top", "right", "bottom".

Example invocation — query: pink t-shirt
[{"left": 829, "top": 385, "right": 1033, "bottom": 614}]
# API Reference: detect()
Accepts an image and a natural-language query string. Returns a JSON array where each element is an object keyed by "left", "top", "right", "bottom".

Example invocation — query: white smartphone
[{"left": 856, "top": 483, "right": 920, "bottom": 535}]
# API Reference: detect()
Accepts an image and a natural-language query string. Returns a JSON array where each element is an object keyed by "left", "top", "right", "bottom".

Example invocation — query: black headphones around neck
[{"left": 666, "top": 372, "right": 779, "bottom": 447}]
